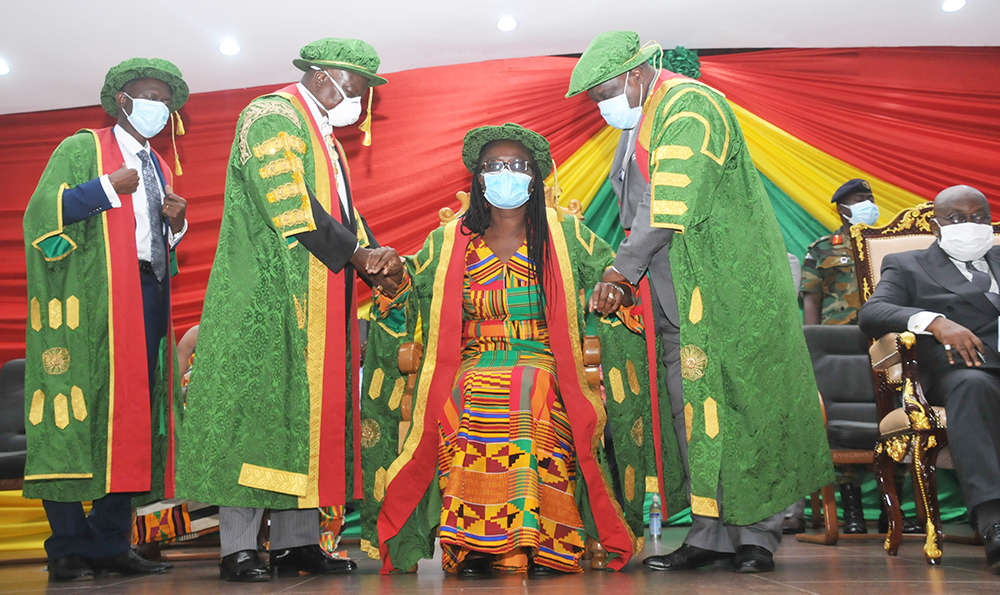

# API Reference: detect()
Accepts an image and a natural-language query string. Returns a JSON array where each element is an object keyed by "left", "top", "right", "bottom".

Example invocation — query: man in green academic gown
[
  {"left": 176, "top": 38, "right": 401, "bottom": 582},
  {"left": 22, "top": 57, "right": 188, "bottom": 581},
  {"left": 567, "top": 31, "right": 834, "bottom": 573}
]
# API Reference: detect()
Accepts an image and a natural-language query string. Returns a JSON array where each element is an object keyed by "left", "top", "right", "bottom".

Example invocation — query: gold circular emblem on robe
[
  {"left": 360, "top": 419, "right": 381, "bottom": 449},
  {"left": 631, "top": 417, "right": 644, "bottom": 447},
  {"left": 680, "top": 344, "right": 707, "bottom": 381},
  {"left": 42, "top": 347, "right": 70, "bottom": 375}
]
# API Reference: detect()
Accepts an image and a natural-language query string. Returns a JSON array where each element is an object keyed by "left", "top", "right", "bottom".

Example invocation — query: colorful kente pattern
[{"left": 437, "top": 237, "right": 586, "bottom": 573}]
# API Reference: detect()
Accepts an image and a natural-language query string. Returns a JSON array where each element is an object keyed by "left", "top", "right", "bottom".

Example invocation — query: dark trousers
[
  {"left": 928, "top": 368, "right": 1000, "bottom": 526},
  {"left": 42, "top": 494, "right": 132, "bottom": 560},
  {"left": 42, "top": 265, "right": 169, "bottom": 561}
]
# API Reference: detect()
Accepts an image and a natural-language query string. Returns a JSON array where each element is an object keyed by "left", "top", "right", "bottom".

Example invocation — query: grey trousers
[
  {"left": 219, "top": 507, "right": 320, "bottom": 558},
  {"left": 650, "top": 288, "right": 783, "bottom": 553}
]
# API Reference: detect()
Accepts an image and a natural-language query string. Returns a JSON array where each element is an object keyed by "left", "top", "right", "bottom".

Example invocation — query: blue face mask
[
  {"left": 483, "top": 170, "right": 532, "bottom": 210},
  {"left": 846, "top": 200, "right": 880, "bottom": 226},
  {"left": 124, "top": 93, "right": 170, "bottom": 139},
  {"left": 597, "top": 72, "right": 643, "bottom": 130}
]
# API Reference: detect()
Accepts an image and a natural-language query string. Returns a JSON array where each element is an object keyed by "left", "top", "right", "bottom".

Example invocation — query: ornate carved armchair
[{"left": 851, "top": 202, "right": 993, "bottom": 564}]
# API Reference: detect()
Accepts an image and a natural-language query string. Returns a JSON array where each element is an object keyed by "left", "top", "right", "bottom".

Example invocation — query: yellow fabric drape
[
  {"left": 0, "top": 490, "right": 71, "bottom": 556},
  {"left": 545, "top": 125, "right": 620, "bottom": 212},
  {"left": 730, "top": 100, "right": 926, "bottom": 231}
]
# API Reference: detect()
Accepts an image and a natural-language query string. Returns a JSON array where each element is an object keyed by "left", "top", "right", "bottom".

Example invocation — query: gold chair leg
[{"left": 874, "top": 444, "right": 903, "bottom": 556}]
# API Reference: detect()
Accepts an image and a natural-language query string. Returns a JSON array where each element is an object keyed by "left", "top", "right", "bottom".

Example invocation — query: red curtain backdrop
[
  {"left": 698, "top": 47, "right": 1000, "bottom": 202},
  {"left": 0, "top": 57, "right": 604, "bottom": 364}
]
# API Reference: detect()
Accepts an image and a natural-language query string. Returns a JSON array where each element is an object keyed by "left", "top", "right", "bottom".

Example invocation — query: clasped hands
[
  {"left": 589, "top": 267, "right": 634, "bottom": 316},
  {"left": 108, "top": 162, "right": 186, "bottom": 233},
  {"left": 352, "top": 246, "right": 405, "bottom": 296}
]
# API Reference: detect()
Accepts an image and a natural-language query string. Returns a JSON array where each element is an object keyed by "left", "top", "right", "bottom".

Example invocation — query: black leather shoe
[
  {"left": 841, "top": 483, "right": 867, "bottom": 534},
  {"left": 270, "top": 545, "right": 357, "bottom": 576},
  {"left": 782, "top": 516, "right": 805, "bottom": 535},
  {"left": 733, "top": 545, "right": 774, "bottom": 573},
  {"left": 220, "top": 549, "right": 269, "bottom": 582},
  {"left": 456, "top": 552, "right": 493, "bottom": 578},
  {"left": 877, "top": 510, "right": 923, "bottom": 534},
  {"left": 47, "top": 554, "right": 94, "bottom": 582},
  {"left": 527, "top": 560, "right": 571, "bottom": 577},
  {"left": 91, "top": 548, "right": 170, "bottom": 576},
  {"left": 983, "top": 522, "right": 1000, "bottom": 573},
  {"left": 643, "top": 543, "right": 734, "bottom": 571}
]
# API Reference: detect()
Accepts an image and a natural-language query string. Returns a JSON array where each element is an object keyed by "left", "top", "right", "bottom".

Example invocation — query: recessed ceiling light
[
  {"left": 0, "top": 59, "right": 9, "bottom": 76},
  {"left": 942, "top": 0, "right": 966, "bottom": 12},
  {"left": 497, "top": 16, "right": 517, "bottom": 32},
  {"left": 219, "top": 39, "right": 241, "bottom": 56}
]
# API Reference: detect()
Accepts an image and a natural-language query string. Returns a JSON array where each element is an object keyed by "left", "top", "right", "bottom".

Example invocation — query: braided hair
[{"left": 461, "top": 151, "right": 552, "bottom": 312}]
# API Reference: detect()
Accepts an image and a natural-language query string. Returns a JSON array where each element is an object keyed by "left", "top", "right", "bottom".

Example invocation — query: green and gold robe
[
  {"left": 359, "top": 210, "right": 686, "bottom": 572},
  {"left": 637, "top": 74, "right": 834, "bottom": 524},
  {"left": 177, "top": 85, "right": 366, "bottom": 509},
  {"left": 22, "top": 127, "right": 181, "bottom": 504}
]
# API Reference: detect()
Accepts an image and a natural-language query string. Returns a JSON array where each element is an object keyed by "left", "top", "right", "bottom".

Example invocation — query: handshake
[{"left": 350, "top": 246, "right": 405, "bottom": 296}]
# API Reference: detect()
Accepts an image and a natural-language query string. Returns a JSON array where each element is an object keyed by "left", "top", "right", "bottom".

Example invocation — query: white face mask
[
  {"left": 324, "top": 71, "right": 363, "bottom": 127},
  {"left": 937, "top": 222, "right": 994, "bottom": 262}
]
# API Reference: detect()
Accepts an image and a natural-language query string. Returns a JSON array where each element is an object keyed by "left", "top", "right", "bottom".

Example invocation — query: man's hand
[
  {"left": 927, "top": 317, "right": 984, "bottom": 367},
  {"left": 162, "top": 185, "right": 187, "bottom": 233},
  {"left": 108, "top": 162, "right": 139, "bottom": 195},
  {"left": 351, "top": 247, "right": 404, "bottom": 296},
  {"left": 589, "top": 281, "right": 631, "bottom": 315},
  {"left": 602, "top": 267, "right": 629, "bottom": 285}
]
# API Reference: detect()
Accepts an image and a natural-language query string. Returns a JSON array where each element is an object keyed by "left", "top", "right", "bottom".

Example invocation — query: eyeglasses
[
  {"left": 936, "top": 213, "right": 992, "bottom": 225},
  {"left": 480, "top": 159, "right": 532, "bottom": 174}
]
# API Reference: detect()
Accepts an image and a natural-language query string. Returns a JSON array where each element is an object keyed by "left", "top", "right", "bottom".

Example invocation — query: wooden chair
[{"left": 851, "top": 202, "right": 991, "bottom": 564}]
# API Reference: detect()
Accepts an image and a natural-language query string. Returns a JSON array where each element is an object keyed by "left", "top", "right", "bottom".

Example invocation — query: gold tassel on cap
[
  {"left": 170, "top": 112, "right": 185, "bottom": 176},
  {"left": 359, "top": 87, "right": 373, "bottom": 146}
]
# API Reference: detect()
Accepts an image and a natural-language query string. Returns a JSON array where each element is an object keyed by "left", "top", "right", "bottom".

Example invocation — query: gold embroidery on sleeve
[
  {"left": 259, "top": 151, "right": 305, "bottom": 180},
  {"left": 239, "top": 101, "right": 303, "bottom": 164},
  {"left": 53, "top": 393, "right": 70, "bottom": 429},
  {"left": 388, "top": 377, "right": 406, "bottom": 411},
  {"left": 652, "top": 174, "right": 691, "bottom": 189},
  {"left": 266, "top": 173, "right": 308, "bottom": 204},
  {"left": 684, "top": 402, "right": 693, "bottom": 442},
  {"left": 253, "top": 131, "right": 307, "bottom": 161},
  {"left": 625, "top": 360, "right": 641, "bottom": 395},
  {"left": 609, "top": 367, "right": 626, "bottom": 404},
  {"left": 704, "top": 397, "right": 719, "bottom": 438},
  {"left": 624, "top": 465, "right": 636, "bottom": 502},
  {"left": 691, "top": 494, "right": 720, "bottom": 517},
  {"left": 71, "top": 386, "right": 87, "bottom": 421},
  {"left": 689, "top": 287, "right": 703, "bottom": 325},
  {"left": 368, "top": 369, "right": 385, "bottom": 400},
  {"left": 273, "top": 203, "right": 312, "bottom": 230},
  {"left": 30, "top": 298, "right": 42, "bottom": 331},
  {"left": 28, "top": 390, "right": 44, "bottom": 426},
  {"left": 48, "top": 298, "right": 62, "bottom": 329},
  {"left": 653, "top": 145, "right": 694, "bottom": 160}
]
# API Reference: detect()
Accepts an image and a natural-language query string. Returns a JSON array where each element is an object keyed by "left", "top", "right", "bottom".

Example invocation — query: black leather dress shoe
[
  {"left": 47, "top": 554, "right": 94, "bottom": 582},
  {"left": 91, "top": 548, "right": 170, "bottom": 576},
  {"left": 733, "top": 545, "right": 774, "bottom": 573},
  {"left": 270, "top": 545, "right": 357, "bottom": 576},
  {"left": 527, "top": 561, "right": 571, "bottom": 577},
  {"left": 456, "top": 552, "right": 493, "bottom": 578},
  {"left": 643, "top": 544, "right": 734, "bottom": 571},
  {"left": 983, "top": 522, "right": 1000, "bottom": 573},
  {"left": 220, "top": 549, "right": 269, "bottom": 582},
  {"left": 877, "top": 510, "right": 923, "bottom": 534}
]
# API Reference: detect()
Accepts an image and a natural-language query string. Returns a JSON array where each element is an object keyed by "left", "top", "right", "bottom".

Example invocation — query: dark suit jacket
[
  {"left": 608, "top": 129, "right": 679, "bottom": 325},
  {"left": 858, "top": 242, "right": 1000, "bottom": 396}
]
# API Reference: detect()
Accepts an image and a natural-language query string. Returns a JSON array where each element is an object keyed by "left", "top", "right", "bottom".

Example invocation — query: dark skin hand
[
  {"left": 803, "top": 191, "right": 876, "bottom": 325},
  {"left": 593, "top": 267, "right": 633, "bottom": 315},
  {"left": 114, "top": 77, "right": 186, "bottom": 232},
  {"left": 586, "top": 62, "right": 656, "bottom": 108},
  {"left": 352, "top": 246, "right": 404, "bottom": 296},
  {"left": 925, "top": 185, "right": 994, "bottom": 367}
]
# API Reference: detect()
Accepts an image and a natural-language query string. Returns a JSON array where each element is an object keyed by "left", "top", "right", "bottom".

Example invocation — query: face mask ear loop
[
  {"left": 170, "top": 111, "right": 185, "bottom": 176},
  {"left": 359, "top": 87, "right": 374, "bottom": 147}
]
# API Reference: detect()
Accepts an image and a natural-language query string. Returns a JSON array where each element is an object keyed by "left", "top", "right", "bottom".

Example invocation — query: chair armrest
[
  {"left": 398, "top": 343, "right": 424, "bottom": 375},
  {"left": 870, "top": 333, "right": 901, "bottom": 371},
  {"left": 890, "top": 332, "right": 944, "bottom": 430}
]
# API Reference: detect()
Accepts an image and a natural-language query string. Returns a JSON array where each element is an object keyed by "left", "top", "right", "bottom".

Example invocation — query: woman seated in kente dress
[{"left": 359, "top": 123, "right": 676, "bottom": 577}]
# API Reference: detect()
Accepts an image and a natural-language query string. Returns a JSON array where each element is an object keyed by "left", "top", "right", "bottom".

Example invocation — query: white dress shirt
[
  {"left": 98, "top": 125, "right": 187, "bottom": 260},
  {"left": 296, "top": 83, "right": 351, "bottom": 217},
  {"left": 907, "top": 251, "right": 998, "bottom": 352}
]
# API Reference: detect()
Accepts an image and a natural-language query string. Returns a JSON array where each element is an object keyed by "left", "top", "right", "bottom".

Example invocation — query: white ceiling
[{"left": 1, "top": 0, "right": 997, "bottom": 115}]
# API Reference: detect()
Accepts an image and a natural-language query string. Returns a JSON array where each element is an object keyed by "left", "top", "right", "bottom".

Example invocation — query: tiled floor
[{"left": 2, "top": 525, "right": 998, "bottom": 595}]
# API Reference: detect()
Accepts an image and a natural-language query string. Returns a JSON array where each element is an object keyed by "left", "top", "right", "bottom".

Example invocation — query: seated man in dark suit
[{"left": 859, "top": 185, "right": 1000, "bottom": 573}]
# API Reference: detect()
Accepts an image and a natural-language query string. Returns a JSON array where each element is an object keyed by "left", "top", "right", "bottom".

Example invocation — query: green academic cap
[
  {"left": 566, "top": 31, "right": 661, "bottom": 98},
  {"left": 293, "top": 38, "right": 388, "bottom": 86},
  {"left": 100, "top": 57, "right": 189, "bottom": 116},
  {"left": 462, "top": 123, "right": 553, "bottom": 180}
]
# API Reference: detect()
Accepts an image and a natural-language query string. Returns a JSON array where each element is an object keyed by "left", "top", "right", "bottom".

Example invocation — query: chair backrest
[
  {"left": 0, "top": 359, "right": 26, "bottom": 435},
  {"left": 802, "top": 326, "right": 879, "bottom": 449}
]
